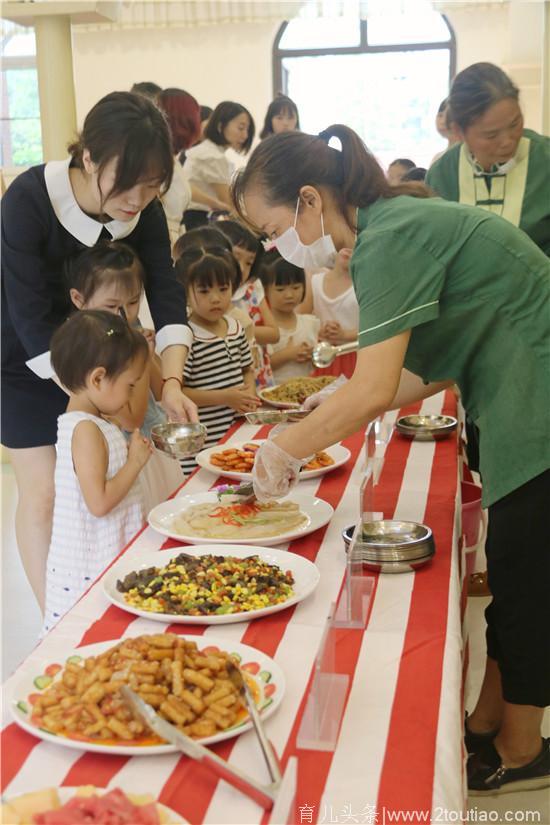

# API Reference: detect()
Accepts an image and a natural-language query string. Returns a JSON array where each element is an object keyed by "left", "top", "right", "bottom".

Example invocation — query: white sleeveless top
[
  {"left": 43, "top": 412, "right": 144, "bottom": 633},
  {"left": 310, "top": 270, "right": 359, "bottom": 329}
]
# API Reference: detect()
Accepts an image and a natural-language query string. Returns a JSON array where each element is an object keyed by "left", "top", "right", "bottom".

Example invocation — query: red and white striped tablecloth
[{"left": 1, "top": 391, "right": 464, "bottom": 825}]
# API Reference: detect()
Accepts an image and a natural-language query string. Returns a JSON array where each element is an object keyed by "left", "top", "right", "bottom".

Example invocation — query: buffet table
[{"left": 1, "top": 390, "right": 464, "bottom": 825}]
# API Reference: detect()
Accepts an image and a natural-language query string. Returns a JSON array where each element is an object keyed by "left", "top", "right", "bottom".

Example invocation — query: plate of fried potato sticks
[
  {"left": 103, "top": 545, "right": 320, "bottom": 624},
  {"left": 195, "top": 440, "right": 351, "bottom": 482},
  {"left": 11, "top": 633, "right": 284, "bottom": 755}
]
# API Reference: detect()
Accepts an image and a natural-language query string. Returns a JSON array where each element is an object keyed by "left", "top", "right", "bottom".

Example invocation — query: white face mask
[{"left": 274, "top": 199, "right": 337, "bottom": 270}]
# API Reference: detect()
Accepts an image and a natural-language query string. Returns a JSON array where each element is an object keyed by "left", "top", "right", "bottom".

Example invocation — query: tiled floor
[{"left": 1, "top": 462, "right": 548, "bottom": 820}]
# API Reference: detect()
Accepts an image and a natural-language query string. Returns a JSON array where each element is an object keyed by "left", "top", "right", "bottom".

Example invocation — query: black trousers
[{"left": 485, "top": 468, "right": 550, "bottom": 707}]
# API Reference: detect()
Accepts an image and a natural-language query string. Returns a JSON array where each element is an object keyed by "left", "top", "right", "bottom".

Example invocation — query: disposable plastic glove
[
  {"left": 302, "top": 374, "right": 348, "bottom": 411},
  {"left": 252, "top": 439, "right": 306, "bottom": 502}
]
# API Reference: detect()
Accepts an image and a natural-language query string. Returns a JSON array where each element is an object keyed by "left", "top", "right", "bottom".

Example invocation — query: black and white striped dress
[{"left": 182, "top": 316, "right": 253, "bottom": 474}]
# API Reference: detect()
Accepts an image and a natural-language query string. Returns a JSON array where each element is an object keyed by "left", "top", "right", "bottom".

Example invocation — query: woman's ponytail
[{"left": 233, "top": 124, "right": 431, "bottom": 228}]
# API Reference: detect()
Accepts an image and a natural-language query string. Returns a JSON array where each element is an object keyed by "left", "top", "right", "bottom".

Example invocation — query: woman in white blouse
[{"left": 183, "top": 101, "right": 255, "bottom": 230}]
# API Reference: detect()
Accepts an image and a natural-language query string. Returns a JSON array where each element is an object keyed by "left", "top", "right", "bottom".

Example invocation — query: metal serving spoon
[{"left": 312, "top": 340, "right": 359, "bottom": 369}]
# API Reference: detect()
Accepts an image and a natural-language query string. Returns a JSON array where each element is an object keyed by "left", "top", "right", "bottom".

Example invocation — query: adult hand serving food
[{"left": 232, "top": 125, "right": 550, "bottom": 797}]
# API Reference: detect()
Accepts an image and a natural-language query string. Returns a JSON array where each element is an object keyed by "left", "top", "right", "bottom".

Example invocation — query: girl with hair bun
[
  {"left": 1, "top": 90, "right": 197, "bottom": 616},
  {"left": 45, "top": 310, "right": 151, "bottom": 633},
  {"left": 233, "top": 125, "right": 550, "bottom": 797}
]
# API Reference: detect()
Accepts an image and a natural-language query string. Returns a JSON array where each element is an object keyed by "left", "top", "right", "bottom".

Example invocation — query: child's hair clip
[{"left": 106, "top": 328, "right": 115, "bottom": 337}]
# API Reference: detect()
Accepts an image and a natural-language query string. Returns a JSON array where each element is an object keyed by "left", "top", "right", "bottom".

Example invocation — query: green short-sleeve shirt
[{"left": 352, "top": 195, "right": 550, "bottom": 507}]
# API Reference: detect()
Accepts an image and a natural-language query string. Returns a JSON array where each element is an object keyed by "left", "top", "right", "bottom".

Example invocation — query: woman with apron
[
  {"left": 427, "top": 62, "right": 550, "bottom": 596},
  {"left": 426, "top": 62, "right": 549, "bottom": 255},
  {"left": 1, "top": 91, "right": 197, "bottom": 615},
  {"left": 232, "top": 126, "right": 550, "bottom": 795}
]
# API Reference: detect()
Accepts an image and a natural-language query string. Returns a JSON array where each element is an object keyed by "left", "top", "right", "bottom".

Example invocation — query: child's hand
[
  {"left": 294, "top": 341, "right": 314, "bottom": 363},
  {"left": 319, "top": 321, "right": 342, "bottom": 343},
  {"left": 128, "top": 429, "right": 153, "bottom": 470},
  {"left": 223, "top": 386, "right": 262, "bottom": 413},
  {"left": 141, "top": 328, "right": 156, "bottom": 356}
]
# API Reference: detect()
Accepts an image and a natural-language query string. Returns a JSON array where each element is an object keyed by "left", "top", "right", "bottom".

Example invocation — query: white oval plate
[
  {"left": 258, "top": 387, "right": 300, "bottom": 409},
  {"left": 148, "top": 491, "right": 334, "bottom": 547},
  {"left": 103, "top": 544, "right": 320, "bottom": 624},
  {"left": 195, "top": 440, "right": 351, "bottom": 482},
  {"left": 4, "top": 787, "right": 185, "bottom": 824},
  {"left": 11, "top": 636, "right": 284, "bottom": 756}
]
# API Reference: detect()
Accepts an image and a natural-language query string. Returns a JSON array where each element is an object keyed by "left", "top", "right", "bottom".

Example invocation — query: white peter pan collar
[{"left": 44, "top": 158, "right": 141, "bottom": 247}]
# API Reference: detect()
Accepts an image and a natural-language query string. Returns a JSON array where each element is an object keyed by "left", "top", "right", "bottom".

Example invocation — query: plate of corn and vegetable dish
[
  {"left": 195, "top": 440, "right": 351, "bottom": 481},
  {"left": 102, "top": 545, "right": 320, "bottom": 624},
  {"left": 11, "top": 633, "right": 285, "bottom": 755}
]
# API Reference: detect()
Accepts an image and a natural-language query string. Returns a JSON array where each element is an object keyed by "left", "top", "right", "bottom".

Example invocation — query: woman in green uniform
[
  {"left": 232, "top": 126, "right": 550, "bottom": 795},
  {"left": 426, "top": 62, "right": 550, "bottom": 256},
  {"left": 427, "top": 62, "right": 550, "bottom": 597}
]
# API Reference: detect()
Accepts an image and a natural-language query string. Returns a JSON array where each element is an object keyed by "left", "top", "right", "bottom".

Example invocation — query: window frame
[
  {"left": 272, "top": 15, "right": 456, "bottom": 95},
  {"left": 1, "top": 25, "right": 41, "bottom": 169}
]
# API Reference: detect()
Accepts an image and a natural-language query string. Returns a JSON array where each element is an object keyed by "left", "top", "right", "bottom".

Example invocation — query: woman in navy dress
[{"left": 1, "top": 91, "right": 197, "bottom": 613}]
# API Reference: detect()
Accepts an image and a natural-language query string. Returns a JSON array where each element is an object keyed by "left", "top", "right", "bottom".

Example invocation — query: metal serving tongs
[{"left": 120, "top": 682, "right": 281, "bottom": 810}]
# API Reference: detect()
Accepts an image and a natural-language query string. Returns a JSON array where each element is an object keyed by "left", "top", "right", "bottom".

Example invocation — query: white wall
[
  {"left": 72, "top": 20, "right": 280, "bottom": 134},
  {"left": 69, "top": 3, "right": 547, "bottom": 134}
]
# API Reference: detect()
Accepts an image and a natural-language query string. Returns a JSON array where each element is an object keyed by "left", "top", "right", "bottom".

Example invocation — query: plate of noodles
[
  {"left": 103, "top": 544, "right": 320, "bottom": 624},
  {"left": 147, "top": 490, "right": 333, "bottom": 546},
  {"left": 11, "top": 633, "right": 285, "bottom": 755},
  {"left": 258, "top": 376, "right": 336, "bottom": 409}
]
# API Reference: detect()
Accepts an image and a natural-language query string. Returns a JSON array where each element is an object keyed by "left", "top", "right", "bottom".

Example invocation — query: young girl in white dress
[
  {"left": 261, "top": 254, "right": 320, "bottom": 383},
  {"left": 44, "top": 311, "right": 152, "bottom": 633},
  {"left": 174, "top": 245, "right": 260, "bottom": 473},
  {"left": 300, "top": 248, "right": 359, "bottom": 379}
]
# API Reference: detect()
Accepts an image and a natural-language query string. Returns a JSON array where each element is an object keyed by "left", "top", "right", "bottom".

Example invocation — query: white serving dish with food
[
  {"left": 1, "top": 786, "right": 183, "bottom": 824},
  {"left": 147, "top": 490, "right": 333, "bottom": 546},
  {"left": 103, "top": 544, "right": 320, "bottom": 624},
  {"left": 195, "top": 440, "right": 351, "bottom": 482},
  {"left": 11, "top": 634, "right": 285, "bottom": 756},
  {"left": 258, "top": 376, "right": 336, "bottom": 409}
]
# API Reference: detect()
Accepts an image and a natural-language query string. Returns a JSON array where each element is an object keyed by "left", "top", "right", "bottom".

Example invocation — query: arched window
[
  {"left": 273, "top": 2, "right": 455, "bottom": 168},
  {"left": 1, "top": 21, "right": 42, "bottom": 167}
]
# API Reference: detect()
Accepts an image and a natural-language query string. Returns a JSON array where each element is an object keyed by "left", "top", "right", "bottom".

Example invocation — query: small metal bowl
[
  {"left": 150, "top": 422, "right": 207, "bottom": 460},
  {"left": 396, "top": 414, "right": 457, "bottom": 441}
]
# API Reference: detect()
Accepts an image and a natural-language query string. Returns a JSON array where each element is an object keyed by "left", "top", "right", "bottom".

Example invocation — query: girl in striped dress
[
  {"left": 43, "top": 311, "right": 152, "bottom": 633},
  {"left": 174, "top": 246, "right": 260, "bottom": 474}
]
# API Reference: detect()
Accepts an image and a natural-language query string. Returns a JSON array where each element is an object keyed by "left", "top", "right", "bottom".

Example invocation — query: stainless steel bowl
[
  {"left": 342, "top": 521, "right": 435, "bottom": 572},
  {"left": 150, "top": 422, "right": 207, "bottom": 460},
  {"left": 396, "top": 414, "right": 457, "bottom": 441},
  {"left": 362, "top": 551, "right": 435, "bottom": 574}
]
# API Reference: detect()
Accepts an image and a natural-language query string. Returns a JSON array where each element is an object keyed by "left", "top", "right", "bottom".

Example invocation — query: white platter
[
  {"left": 103, "top": 544, "right": 320, "bottom": 624},
  {"left": 147, "top": 491, "right": 334, "bottom": 547},
  {"left": 3, "top": 787, "right": 184, "bottom": 824},
  {"left": 258, "top": 387, "right": 300, "bottom": 409},
  {"left": 11, "top": 636, "right": 285, "bottom": 756},
  {"left": 195, "top": 440, "right": 351, "bottom": 482}
]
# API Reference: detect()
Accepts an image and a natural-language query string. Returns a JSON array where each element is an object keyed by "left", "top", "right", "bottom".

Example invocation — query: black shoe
[
  {"left": 464, "top": 713, "right": 498, "bottom": 754},
  {"left": 468, "top": 738, "right": 550, "bottom": 795}
]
